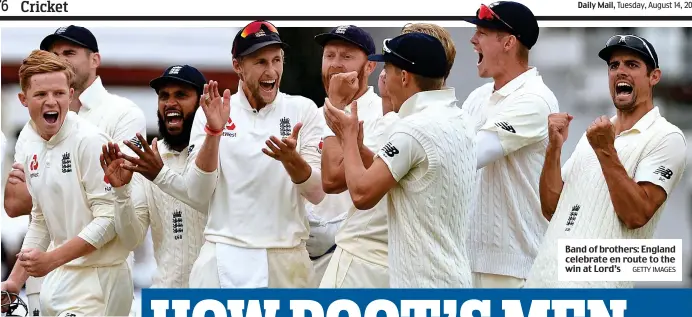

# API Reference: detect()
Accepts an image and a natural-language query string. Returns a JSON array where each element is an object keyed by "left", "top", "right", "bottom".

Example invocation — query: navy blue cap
[
  {"left": 149, "top": 65, "right": 207, "bottom": 96},
  {"left": 463, "top": 1, "right": 539, "bottom": 50},
  {"left": 368, "top": 32, "right": 447, "bottom": 79},
  {"left": 314, "top": 25, "right": 376, "bottom": 55},
  {"left": 232, "top": 20, "right": 289, "bottom": 58},
  {"left": 40, "top": 25, "right": 99, "bottom": 52},
  {"left": 598, "top": 34, "right": 659, "bottom": 69}
]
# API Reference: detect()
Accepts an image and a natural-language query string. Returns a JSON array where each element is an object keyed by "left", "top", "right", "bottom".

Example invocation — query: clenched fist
[
  {"left": 548, "top": 113, "right": 574, "bottom": 148},
  {"left": 328, "top": 71, "right": 359, "bottom": 110},
  {"left": 586, "top": 115, "right": 616, "bottom": 151}
]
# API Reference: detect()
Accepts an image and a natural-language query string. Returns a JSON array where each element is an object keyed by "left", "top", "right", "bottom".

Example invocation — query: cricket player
[
  {"left": 153, "top": 20, "right": 325, "bottom": 288},
  {"left": 0, "top": 50, "right": 132, "bottom": 316},
  {"left": 100, "top": 65, "right": 209, "bottom": 288},
  {"left": 460, "top": 1, "right": 559, "bottom": 288},
  {"left": 525, "top": 35, "right": 687, "bottom": 288},
  {"left": 3, "top": 25, "right": 146, "bottom": 314},
  {"left": 307, "top": 25, "right": 390, "bottom": 287},
  {"left": 324, "top": 32, "right": 476, "bottom": 288}
]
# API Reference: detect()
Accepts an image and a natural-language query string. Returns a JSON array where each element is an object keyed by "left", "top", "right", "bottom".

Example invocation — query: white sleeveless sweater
[
  {"left": 388, "top": 105, "right": 476, "bottom": 288},
  {"left": 525, "top": 116, "right": 677, "bottom": 288}
]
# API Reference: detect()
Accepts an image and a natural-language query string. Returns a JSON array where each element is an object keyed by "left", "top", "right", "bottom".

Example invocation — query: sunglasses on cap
[
  {"left": 382, "top": 38, "right": 415, "bottom": 65},
  {"left": 478, "top": 4, "right": 517, "bottom": 36},
  {"left": 605, "top": 35, "right": 658, "bottom": 68},
  {"left": 240, "top": 21, "right": 279, "bottom": 38}
]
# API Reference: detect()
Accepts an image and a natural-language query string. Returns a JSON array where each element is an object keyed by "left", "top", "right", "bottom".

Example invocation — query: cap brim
[
  {"left": 598, "top": 44, "right": 656, "bottom": 67},
  {"left": 149, "top": 76, "right": 202, "bottom": 93},
  {"left": 462, "top": 17, "right": 510, "bottom": 32},
  {"left": 315, "top": 33, "right": 370, "bottom": 54},
  {"left": 236, "top": 40, "right": 289, "bottom": 57},
  {"left": 40, "top": 34, "right": 91, "bottom": 51},
  {"left": 367, "top": 54, "right": 388, "bottom": 62}
]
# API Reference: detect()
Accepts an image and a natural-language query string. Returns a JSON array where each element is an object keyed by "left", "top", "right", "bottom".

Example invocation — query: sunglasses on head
[
  {"left": 382, "top": 38, "right": 415, "bottom": 65},
  {"left": 605, "top": 35, "right": 657, "bottom": 68},
  {"left": 240, "top": 21, "right": 279, "bottom": 38},
  {"left": 477, "top": 4, "right": 517, "bottom": 36}
]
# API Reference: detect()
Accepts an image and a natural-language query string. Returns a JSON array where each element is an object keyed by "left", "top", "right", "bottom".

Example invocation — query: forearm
[
  {"left": 596, "top": 148, "right": 652, "bottom": 229},
  {"left": 359, "top": 145, "right": 375, "bottom": 168},
  {"left": 7, "top": 261, "right": 30, "bottom": 286},
  {"left": 112, "top": 186, "right": 149, "bottom": 250},
  {"left": 195, "top": 134, "right": 221, "bottom": 173},
  {"left": 321, "top": 139, "right": 347, "bottom": 194},
  {"left": 22, "top": 216, "right": 50, "bottom": 252},
  {"left": 4, "top": 182, "right": 33, "bottom": 217},
  {"left": 154, "top": 165, "right": 215, "bottom": 211},
  {"left": 342, "top": 136, "right": 368, "bottom": 200},
  {"left": 539, "top": 144, "right": 564, "bottom": 221},
  {"left": 47, "top": 236, "right": 97, "bottom": 268},
  {"left": 296, "top": 167, "right": 325, "bottom": 205}
]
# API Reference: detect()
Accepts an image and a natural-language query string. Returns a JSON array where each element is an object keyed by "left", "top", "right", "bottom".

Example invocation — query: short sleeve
[
  {"left": 375, "top": 131, "right": 426, "bottom": 182},
  {"left": 480, "top": 93, "right": 552, "bottom": 155},
  {"left": 634, "top": 132, "right": 687, "bottom": 195}
]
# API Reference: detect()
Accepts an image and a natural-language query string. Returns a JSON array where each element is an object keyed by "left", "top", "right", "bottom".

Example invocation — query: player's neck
[
  {"left": 243, "top": 85, "right": 268, "bottom": 111},
  {"left": 492, "top": 62, "right": 530, "bottom": 92},
  {"left": 614, "top": 100, "right": 654, "bottom": 134},
  {"left": 349, "top": 85, "right": 369, "bottom": 105},
  {"left": 69, "top": 75, "right": 97, "bottom": 113}
]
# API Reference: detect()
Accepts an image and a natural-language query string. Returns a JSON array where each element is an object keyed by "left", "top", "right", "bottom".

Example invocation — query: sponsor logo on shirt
[
  {"left": 223, "top": 117, "right": 237, "bottom": 137},
  {"left": 61, "top": 152, "right": 72, "bottom": 173},
  {"left": 173, "top": 210, "right": 184, "bottom": 241},
  {"left": 565, "top": 204, "right": 580, "bottom": 232},
  {"left": 381, "top": 142, "right": 399, "bottom": 158},
  {"left": 104, "top": 174, "right": 113, "bottom": 192},
  {"left": 318, "top": 137, "right": 324, "bottom": 154},
  {"left": 33, "top": 309, "right": 39, "bottom": 316},
  {"left": 654, "top": 166, "right": 673, "bottom": 181},
  {"left": 495, "top": 121, "right": 516, "bottom": 133},
  {"left": 29, "top": 154, "right": 39, "bottom": 178},
  {"left": 279, "top": 117, "right": 292, "bottom": 138},
  {"left": 188, "top": 144, "right": 195, "bottom": 154}
]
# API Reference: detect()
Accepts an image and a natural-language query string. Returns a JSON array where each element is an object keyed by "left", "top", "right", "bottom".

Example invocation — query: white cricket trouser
[
  {"left": 190, "top": 241, "right": 316, "bottom": 288},
  {"left": 472, "top": 272, "right": 525, "bottom": 288},
  {"left": 39, "top": 261, "right": 133, "bottom": 316},
  {"left": 319, "top": 247, "right": 388, "bottom": 288},
  {"left": 312, "top": 253, "right": 333, "bottom": 283},
  {"left": 26, "top": 276, "right": 44, "bottom": 316}
]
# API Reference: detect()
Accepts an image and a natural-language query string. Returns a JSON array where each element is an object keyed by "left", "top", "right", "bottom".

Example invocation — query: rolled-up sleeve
[
  {"left": 112, "top": 174, "right": 151, "bottom": 250},
  {"left": 21, "top": 202, "right": 50, "bottom": 251},
  {"left": 76, "top": 133, "right": 117, "bottom": 249}
]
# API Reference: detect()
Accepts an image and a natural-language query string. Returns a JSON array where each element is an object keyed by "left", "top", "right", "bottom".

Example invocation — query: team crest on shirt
[
  {"left": 172, "top": 210, "right": 184, "bottom": 241},
  {"left": 29, "top": 154, "right": 40, "bottom": 178},
  {"left": 279, "top": 117, "right": 292, "bottom": 138},
  {"left": 565, "top": 204, "right": 580, "bottom": 232},
  {"left": 223, "top": 117, "right": 237, "bottom": 137},
  {"left": 61, "top": 152, "right": 72, "bottom": 173}
]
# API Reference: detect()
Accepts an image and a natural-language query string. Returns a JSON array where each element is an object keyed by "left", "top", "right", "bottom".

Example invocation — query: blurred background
[{"left": 1, "top": 26, "right": 692, "bottom": 312}]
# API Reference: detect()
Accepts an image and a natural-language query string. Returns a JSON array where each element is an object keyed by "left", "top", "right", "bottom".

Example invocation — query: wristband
[{"left": 205, "top": 125, "right": 223, "bottom": 136}]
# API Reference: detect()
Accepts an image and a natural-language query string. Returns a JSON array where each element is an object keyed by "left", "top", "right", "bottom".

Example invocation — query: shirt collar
[
  {"left": 397, "top": 88, "right": 457, "bottom": 119},
  {"left": 494, "top": 67, "right": 539, "bottom": 97},
  {"left": 31, "top": 111, "right": 76, "bottom": 146},
  {"left": 79, "top": 76, "right": 107, "bottom": 110},
  {"left": 611, "top": 106, "right": 661, "bottom": 135},
  {"left": 345, "top": 86, "right": 376, "bottom": 113},
  {"left": 236, "top": 80, "right": 282, "bottom": 113}
]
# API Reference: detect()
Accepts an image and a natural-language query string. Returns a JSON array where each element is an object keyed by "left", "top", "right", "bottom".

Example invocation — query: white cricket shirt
[
  {"left": 319, "top": 87, "right": 394, "bottom": 267},
  {"left": 19, "top": 112, "right": 131, "bottom": 267},
  {"left": 376, "top": 88, "right": 476, "bottom": 288},
  {"left": 185, "top": 85, "right": 324, "bottom": 249},
  {"left": 525, "top": 107, "right": 687, "bottom": 288},
  {"left": 113, "top": 141, "right": 207, "bottom": 288},
  {"left": 461, "top": 67, "right": 560, "bottom": 279}
]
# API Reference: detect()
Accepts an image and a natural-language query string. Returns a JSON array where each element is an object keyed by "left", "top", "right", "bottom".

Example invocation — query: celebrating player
[
  {"left": 324, "top": 32, "right": 476, "bottom": 288},
  {"left": 525, "top": 34, "right": 687, "bottom": 288},
  {"left": 461, "top": 1, "right": 560, "bottom": 288},
  {"left": 100, "top": 65, "right": 210, "bottom": 288},
  {"left": 1, "top": 50, "right": 133, "bottom": 316},
  {"left": 4, "top": 25, "right": 146, "bottom": 314}
]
